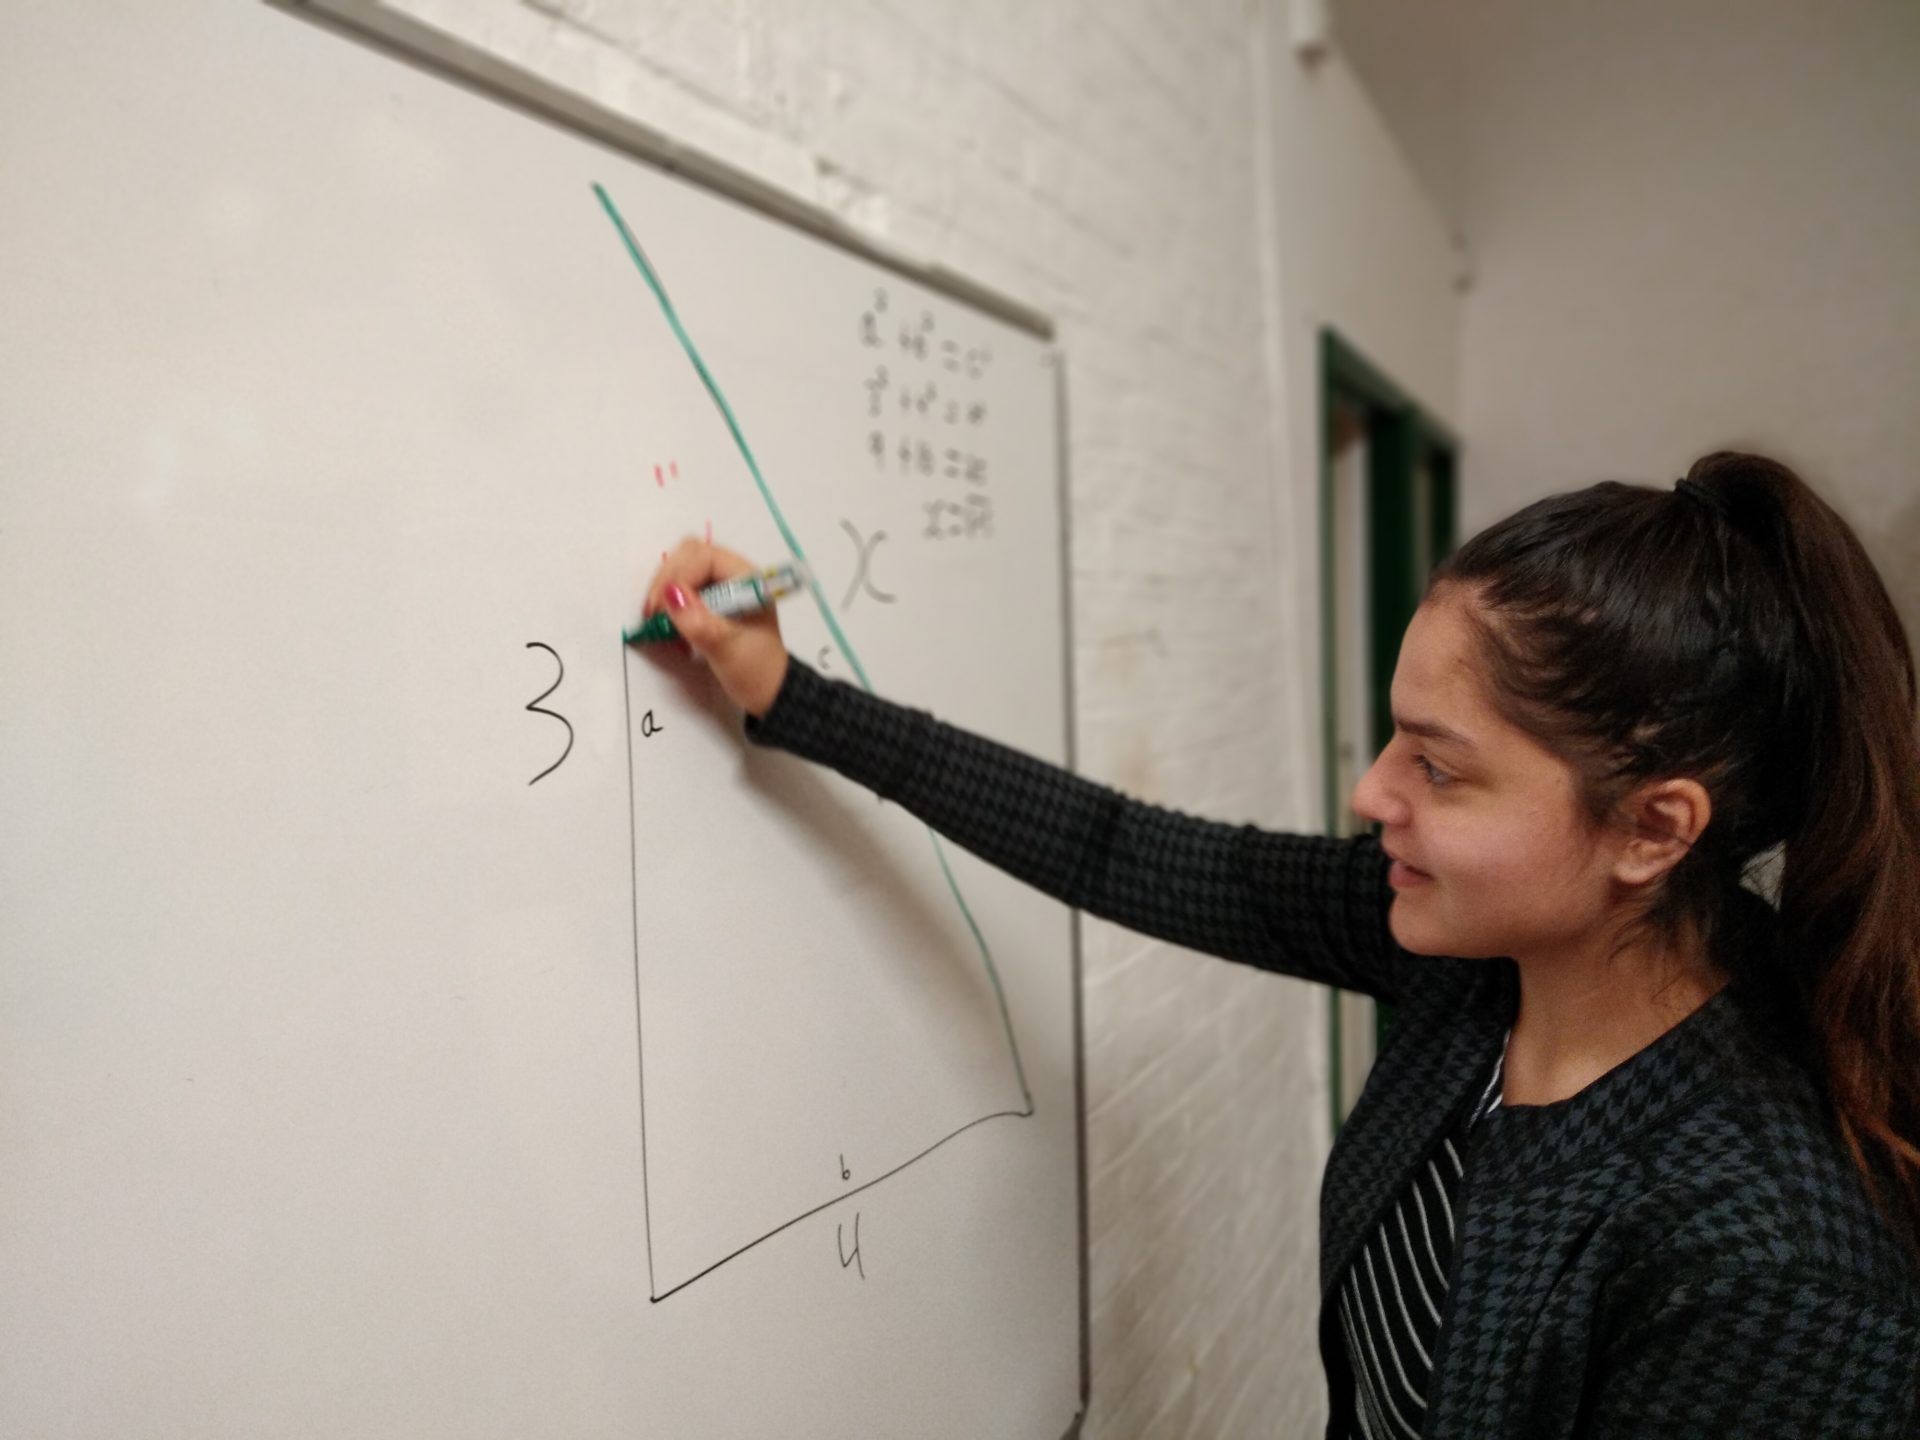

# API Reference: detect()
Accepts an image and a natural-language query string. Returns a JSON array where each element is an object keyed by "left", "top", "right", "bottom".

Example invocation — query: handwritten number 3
[{"left": 524, "top": 642, "right": 573, "bottom": 785}]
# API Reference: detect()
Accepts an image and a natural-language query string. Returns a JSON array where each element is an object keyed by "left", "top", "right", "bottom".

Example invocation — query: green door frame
[{"left": 1319, "top": 328, "right": 1459, "bottom": 1137}]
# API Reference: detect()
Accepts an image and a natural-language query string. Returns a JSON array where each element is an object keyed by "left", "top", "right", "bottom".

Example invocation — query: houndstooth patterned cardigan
[{"left": 746, "top": 658, "right": 1920, "bottom": 1438}]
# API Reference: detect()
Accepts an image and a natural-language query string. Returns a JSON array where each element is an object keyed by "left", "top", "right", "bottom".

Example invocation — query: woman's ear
[{"left": 1613, "top": 777, "right": 1713, "bottom": 887}]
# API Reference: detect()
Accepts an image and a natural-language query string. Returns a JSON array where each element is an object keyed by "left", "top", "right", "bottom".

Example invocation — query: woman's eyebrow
[{"left": 1393, "top": 712, "right": 1477, "bottom": 750}]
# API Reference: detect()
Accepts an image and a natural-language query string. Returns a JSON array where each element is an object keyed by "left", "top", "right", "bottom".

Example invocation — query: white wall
[
  {"left": 356, "top": 3, "right": 1459, "bottom": 1432},
  {"left": 1260, "top": 24, "right": 1464, "bottom": 809},
  {"left": 1266, "top": 34, "right": 1461, "bottom": 434},
  {"left": 1337, "top": 0, "right": 1920, "bottom": 635}
]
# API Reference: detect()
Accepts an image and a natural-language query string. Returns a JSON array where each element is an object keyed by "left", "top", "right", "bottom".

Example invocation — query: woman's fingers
[
  {"left": 643, "top": 537, "right": 754, "bottom": 618},
  {"left": 636, "top": 535, "right": 791, "bottom": 714}
]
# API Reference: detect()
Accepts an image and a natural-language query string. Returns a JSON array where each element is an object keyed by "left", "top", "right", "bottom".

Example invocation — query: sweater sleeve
[
  {"left": 1579, "top": 1266, "right": 1920, "bottom": 1438},
  {"left": 744, "top": 657, "right": 1413, "bottom": 1004}
]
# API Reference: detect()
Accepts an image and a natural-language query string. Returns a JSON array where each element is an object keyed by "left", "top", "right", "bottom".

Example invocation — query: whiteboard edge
[
  {"left": 268, "top": 0, "right": 1057, "bottom": 342},
  {"left": 1051, "top": 347, "right": 1091, "bottom": 1429}
]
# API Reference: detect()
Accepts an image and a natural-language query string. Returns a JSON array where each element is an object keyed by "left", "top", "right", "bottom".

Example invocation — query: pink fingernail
[{"left": 665, "top": 583, "right": 688, "bottom": 611}]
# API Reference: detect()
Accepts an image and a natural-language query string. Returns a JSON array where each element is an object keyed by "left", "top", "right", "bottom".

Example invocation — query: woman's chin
[{"left": 1387, "top": 898, "right": 1455, "bottom": 957}]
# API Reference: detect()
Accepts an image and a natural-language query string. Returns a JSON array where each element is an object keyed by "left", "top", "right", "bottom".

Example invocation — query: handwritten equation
[{"left": 859, "top": 288, "right": 995, "bottom": 542}]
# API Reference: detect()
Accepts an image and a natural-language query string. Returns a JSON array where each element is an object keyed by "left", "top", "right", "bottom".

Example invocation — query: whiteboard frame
[
  {"left": 268, "top": 2, "right": 1087, "bottom": 1430},
  {"left": 272, "top": 0, "right": 1055, "bottom": 340}
]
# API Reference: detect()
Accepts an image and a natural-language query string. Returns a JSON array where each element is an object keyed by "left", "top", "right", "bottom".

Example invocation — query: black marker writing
[
  {"left": 524, "top": 642, "right": 573, "bottom": 785},
  {"left": 837, "top": 1211, "right": 865, "bottom": 1281},
  {"left": 839, "top": 519, "right": 896, "bottom": 610},
  {"left": 922, "top": 493, "right": 993, "bottom": 541},
  {"left": 640, "top": 709, "right": 665, "bottom": 739}
]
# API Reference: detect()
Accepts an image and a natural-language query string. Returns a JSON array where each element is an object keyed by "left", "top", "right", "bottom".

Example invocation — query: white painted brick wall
[{"left": 371, "top": 3, "right": 1333, "bottom": 1432}]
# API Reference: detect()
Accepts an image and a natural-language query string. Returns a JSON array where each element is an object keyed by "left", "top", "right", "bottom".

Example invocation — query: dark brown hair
[{"left": 1427, "top": 450, "right": 1920, "bottom": 1259}]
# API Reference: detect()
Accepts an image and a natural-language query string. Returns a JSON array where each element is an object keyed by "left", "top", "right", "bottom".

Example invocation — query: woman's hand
[{"left": 641, "top": 537, "right": 791, "bottom": 718}]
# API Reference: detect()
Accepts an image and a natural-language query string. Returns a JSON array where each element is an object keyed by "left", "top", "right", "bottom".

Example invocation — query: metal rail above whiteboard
[{"left": 272, "top": 0, "right": 1056, "bottom": 342}]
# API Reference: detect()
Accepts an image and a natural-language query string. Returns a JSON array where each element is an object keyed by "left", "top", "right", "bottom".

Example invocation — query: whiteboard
[{"left": 0, "top": 4, "right": 1084, "bottom": 1437}]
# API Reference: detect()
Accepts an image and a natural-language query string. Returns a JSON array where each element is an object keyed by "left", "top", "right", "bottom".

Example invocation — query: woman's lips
[{"left": 1388, "top": 858, "right": 1433, "bottom": 888}]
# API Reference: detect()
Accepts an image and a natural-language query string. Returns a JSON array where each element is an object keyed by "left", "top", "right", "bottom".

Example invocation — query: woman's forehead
[
  {"left": 1396, "top": 595, "right": 1576, "bottom": 778},
  {"left": 1395, "top": 597, "right": 1489, "bottom": 732}
]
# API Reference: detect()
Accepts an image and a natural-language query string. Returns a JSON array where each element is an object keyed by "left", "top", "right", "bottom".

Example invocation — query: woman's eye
[{"left": 1414, "top": 755, "right": 1453, "bottom": 787}]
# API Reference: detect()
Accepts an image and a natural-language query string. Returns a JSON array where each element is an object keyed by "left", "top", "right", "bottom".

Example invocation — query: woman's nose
[{"left": 1349, "top": 751, "right": 1401, "bottom": 830}]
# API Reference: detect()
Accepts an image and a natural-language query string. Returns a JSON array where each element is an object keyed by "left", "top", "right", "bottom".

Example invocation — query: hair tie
[{"left": 1674, "top": 476, "right": 1734, "bottom": 523}]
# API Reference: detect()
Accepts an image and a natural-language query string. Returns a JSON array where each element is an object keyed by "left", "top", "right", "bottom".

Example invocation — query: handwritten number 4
[
  {"left": 525, "top": 642, "right": 573, "bottom": 785},
  {"left": 838, "top": 1211, "right": 865, "bottom": 1281}
]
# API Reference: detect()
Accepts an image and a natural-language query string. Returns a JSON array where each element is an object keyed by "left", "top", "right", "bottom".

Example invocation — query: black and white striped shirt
[{"left": 1341, "top": 1031, "right": 1510, "bottom": 1440}]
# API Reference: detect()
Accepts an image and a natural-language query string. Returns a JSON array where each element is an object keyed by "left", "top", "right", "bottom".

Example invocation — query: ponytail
[
  {"left": 1428, "top": 450, "right": 1920, "bottom": 1261},
  {"left": 1685, "top": 452, "right": 1920, "bottom": 1255}
]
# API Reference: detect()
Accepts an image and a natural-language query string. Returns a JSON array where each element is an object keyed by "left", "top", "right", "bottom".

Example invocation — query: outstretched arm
[{"left": 748, "top": 658, "right": 1412, "bottom": 1004}]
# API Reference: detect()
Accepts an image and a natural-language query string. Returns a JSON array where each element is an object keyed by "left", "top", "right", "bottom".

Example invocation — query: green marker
[{"left": 625, "top": 560, "right": 811, "bottom": 645}]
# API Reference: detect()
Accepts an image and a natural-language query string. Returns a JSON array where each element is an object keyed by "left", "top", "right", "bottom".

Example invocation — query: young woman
[{"left": 640, "top": 451, "right": 1920, "bottom": 1438}]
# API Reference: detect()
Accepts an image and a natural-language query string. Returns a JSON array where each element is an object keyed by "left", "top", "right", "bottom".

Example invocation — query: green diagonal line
[{"left": 594, "top": 181, "right": 1031, "bottom": 1113}]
